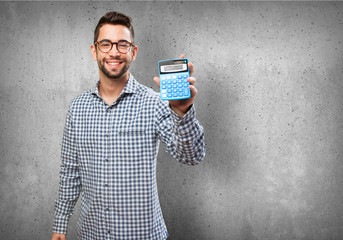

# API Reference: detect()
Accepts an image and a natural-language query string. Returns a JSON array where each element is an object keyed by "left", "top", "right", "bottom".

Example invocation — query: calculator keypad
[{"left": 160, "top": 73, "right": 190, "bottom": 100}]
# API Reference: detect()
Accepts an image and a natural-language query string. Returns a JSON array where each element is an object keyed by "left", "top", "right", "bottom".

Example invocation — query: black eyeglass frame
[{"left": 94, "top": 39, "right": 135, "bottom": 54}]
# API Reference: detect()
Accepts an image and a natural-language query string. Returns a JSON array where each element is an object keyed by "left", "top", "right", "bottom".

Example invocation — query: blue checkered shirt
[{"left": 53, "top": 74, "right": 205, "bottom": 239}]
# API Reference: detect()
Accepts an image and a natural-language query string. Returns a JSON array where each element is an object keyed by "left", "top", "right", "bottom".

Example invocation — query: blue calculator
[{"left": 158, "top": 58, "right": 191, "bottom": 100}]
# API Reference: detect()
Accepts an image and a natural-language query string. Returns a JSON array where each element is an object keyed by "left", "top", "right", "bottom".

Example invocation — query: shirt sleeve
[
  {"left": 155, "top": 100, "right": 205, "bottom": 165},
  {"left": 53, "top": 107, "right": 81, "bottom": 234}
]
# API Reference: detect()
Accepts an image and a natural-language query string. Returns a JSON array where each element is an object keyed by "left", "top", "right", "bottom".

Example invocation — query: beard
[{"left": 98, "top": 56, "right": 131, "bottom": 79}]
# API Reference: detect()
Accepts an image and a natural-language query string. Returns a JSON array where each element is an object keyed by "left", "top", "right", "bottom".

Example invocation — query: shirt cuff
[
  {"left": 169, "top": 104, "right": 195, "bottom": 125},
  {"left": 52, "top": 214, "right": 69, "bottom": 234},
  {"left": 169, "top": 104, "right": 201, "bottom": 142}
]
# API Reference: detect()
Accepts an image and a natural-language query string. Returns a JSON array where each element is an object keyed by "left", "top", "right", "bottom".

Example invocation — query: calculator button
[{"left": 159, "top": 72, "right": 191, "bottom": 100}]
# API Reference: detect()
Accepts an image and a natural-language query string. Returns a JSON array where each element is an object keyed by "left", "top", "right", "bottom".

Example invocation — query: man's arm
[
  {"left": 155, "top": 101, "right": 205, "bottom": 165},
  {"left": 154, "top": 55, "right": 205, "bottom": 165},
  {"left": 52, "top": 107, "right": 81, "bottom": 238}
]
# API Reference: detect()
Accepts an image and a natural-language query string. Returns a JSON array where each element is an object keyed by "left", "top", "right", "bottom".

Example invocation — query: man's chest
[{"left": 73, "top": 97, "right": 157, "bottom": 156}]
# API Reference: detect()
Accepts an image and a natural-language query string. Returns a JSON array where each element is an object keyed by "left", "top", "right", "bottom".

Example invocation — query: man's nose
[{"left": 108, "top": 44, "right": 120, "bottom": 56}]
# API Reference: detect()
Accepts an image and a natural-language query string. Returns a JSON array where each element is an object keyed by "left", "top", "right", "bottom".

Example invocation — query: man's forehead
[{"left": 98, "top": 24, "right": 131, "bottom": 39}]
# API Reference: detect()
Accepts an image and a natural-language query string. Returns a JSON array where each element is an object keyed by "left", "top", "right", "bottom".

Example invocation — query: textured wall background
[{"left": 1, "top": 1, "right": 343, "bottom": 240}]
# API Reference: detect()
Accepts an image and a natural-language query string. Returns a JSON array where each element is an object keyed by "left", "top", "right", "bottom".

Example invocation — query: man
[{"left": 52, "top": 11, "right": 205, "bottom": 240}]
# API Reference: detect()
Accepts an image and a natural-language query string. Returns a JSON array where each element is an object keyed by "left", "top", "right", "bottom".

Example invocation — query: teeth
[{"left": 108, "top": 62, "right": 119, "bottom": 66}]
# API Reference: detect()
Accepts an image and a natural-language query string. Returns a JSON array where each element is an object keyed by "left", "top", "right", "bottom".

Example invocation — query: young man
[{"left": 52, "top": 11, "right": 205, "bottom": 240}]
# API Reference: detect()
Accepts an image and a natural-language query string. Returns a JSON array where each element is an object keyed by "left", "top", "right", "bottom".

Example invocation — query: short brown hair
[{"left": 94, "top": 11, "right": 135, "bottom": 44}]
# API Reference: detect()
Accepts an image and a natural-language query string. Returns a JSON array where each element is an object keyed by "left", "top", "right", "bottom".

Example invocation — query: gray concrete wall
[{"left": 1, "top": 1, "right": 343, "bottom": 239}]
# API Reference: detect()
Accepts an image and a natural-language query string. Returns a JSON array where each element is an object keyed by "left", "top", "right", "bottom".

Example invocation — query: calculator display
[
  {"left": 159, "top": 59, "right": 188, "bottom": 74},
  {"left": 158, "top": 58, "right": 191, "bottom": 100},
  {"left": 160, "top": 63, "right": 187, "bottom": 73}
]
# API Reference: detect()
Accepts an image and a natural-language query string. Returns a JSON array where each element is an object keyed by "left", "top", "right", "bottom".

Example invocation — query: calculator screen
[
  {"left": 158, "top": 58, "right": 190, "bottom": 100},
  {"left": 159, "top": 59, "right": 188, "bottom": 74}
]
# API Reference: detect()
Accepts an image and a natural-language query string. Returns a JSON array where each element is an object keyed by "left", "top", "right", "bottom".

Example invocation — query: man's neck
[{"left": 98, "top": 72, "right": 129, "bottom": 106}]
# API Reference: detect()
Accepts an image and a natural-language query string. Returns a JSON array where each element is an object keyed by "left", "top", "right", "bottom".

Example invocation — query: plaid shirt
[{"left": 53, "top": 74, "right": 205, "bottom": 239}]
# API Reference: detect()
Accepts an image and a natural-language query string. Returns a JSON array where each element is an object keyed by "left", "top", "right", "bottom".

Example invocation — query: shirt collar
[
  {"left": 123, "top": 74, "right": 137, "bottom": 94},
  {"left": 91, "top": 73, "right": 138, "bottom": 98}
]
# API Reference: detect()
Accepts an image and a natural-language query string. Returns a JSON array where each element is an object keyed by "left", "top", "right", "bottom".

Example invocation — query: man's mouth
[{"left": 106, "top": 60, "right": 123, "bottom": 68}]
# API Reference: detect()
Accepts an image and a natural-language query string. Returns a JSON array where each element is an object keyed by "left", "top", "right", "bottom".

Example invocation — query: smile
[{"left": 106, "top": 61, "right": 123, "bottom": 68}]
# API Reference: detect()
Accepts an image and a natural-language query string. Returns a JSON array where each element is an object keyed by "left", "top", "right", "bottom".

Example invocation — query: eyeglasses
[{"left": 95, "top": 39, "right": 135, "bottom": 54}]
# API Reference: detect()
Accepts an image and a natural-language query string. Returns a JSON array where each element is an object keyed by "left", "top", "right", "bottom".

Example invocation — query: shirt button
[
  {"left": 105, "top": 184, "right": 108, "bottom": 187},
  {"left": 105, "top": 159, "right": 108, "bottom": 162},
  {"left": 106, "top": 208, "right": 109, "bottom": 211},
  {"left": 108, "top": 230, "right": 110, "bottom": 234}
]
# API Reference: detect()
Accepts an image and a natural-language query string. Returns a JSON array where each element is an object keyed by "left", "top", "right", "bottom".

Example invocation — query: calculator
[{"left": 158, "top": 58, "right": 191, "bottom": 100}]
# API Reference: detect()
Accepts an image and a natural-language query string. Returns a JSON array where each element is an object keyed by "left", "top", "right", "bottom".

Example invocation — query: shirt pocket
[
  {"left": 116, "top": 128, "right": 146, "bottom": 136},
  {"left": 113, "top": 127, "right": 149, "bottom": 160}
]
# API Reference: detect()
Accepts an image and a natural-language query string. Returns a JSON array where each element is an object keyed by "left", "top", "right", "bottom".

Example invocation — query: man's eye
[
  {"left": 119, "top": 44, "right": 130, "bottom": 48},
  {"left": 101, "top": 43, "right": 111, "bottom": 47}
]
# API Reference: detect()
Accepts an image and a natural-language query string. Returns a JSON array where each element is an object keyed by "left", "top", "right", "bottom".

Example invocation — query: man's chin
[
  {"left": 102, "top": 68, "right": 128, "bottom": 80},
  {"left": 99, "top": 61, "right": 130, "bottom": 80}
]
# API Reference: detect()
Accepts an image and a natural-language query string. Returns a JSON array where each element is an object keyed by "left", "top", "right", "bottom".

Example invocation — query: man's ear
[
  {"left": 91, "top": 44, "right": 97, "bottom": 61},
  {"left": 131, "top": 45, "right": 138, "bottom": 62}
]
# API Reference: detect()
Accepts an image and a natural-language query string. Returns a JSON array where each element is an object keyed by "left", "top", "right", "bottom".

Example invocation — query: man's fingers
[
  {"left": 153, "top": 76, "right": 160, "bottom": 87},
  {"left": 178, "top": 54, "right": 194, "bottom": 77},
  {"left": 189, "top": 85, "right": 197, "bottom": 98},
  {"left": 188, "top": 62, "right": 194, "bottom": 77},
  {"left": 187, "top": 77, "right": 196, "bottom": 86}
]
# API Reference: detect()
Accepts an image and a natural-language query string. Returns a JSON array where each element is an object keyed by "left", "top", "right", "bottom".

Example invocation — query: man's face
[{"left": 91, "top": 24, "right": 137, "bottom": 81}]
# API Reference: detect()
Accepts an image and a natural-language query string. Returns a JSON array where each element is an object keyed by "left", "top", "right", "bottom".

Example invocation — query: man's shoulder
[
  {"left": 132, "top": 79, "right": 170, "bottom": 112},
  {"left": 135, "top": 82, "right": 158, "bottom": 98},
  {"left": 135, "top": 80, "right": 171, "bottom": 113},
  {"left": 132, "top": 78, "right": 162, "bottom": 101}
]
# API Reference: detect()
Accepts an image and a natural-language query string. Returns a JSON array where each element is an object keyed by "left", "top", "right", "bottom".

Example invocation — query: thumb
[{"left": 153, "top": 76, "right": 160, "bottom": 87}]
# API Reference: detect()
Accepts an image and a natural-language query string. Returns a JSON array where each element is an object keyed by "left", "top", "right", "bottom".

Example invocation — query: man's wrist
[
  {"left": 169, "top": 104, "right": 195, "bottom": 126},
  {"left": 169, "top": 104, "right": 192, "bottom": 117}
]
